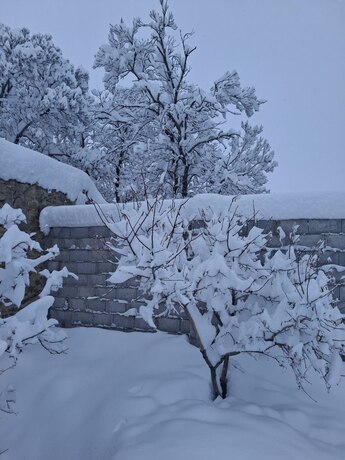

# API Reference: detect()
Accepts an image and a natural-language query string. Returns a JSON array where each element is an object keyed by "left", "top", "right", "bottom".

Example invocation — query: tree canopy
[
  {"left": 94, "top": 0, "right": 277, "bottom": 199},
  {"left": 0, "top": 24, "right": 91, "bottom": 161}
]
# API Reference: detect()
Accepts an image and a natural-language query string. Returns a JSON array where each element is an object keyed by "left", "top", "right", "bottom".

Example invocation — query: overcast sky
[{"left": 2, "top": 0, "right": 344, "bottom": 193}]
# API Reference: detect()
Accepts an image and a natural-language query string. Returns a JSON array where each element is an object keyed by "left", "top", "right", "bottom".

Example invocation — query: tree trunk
[
  {"left": 184, "top": 302, "right": 232, "bottom": 399},
  {"left": 185, "top": 303, "right": 228, "bottom": 399},
  {"left": 209, "top": 363, "right": 222, "bottom": 399},
  {"left": 171, "top": 158, "right": 179, "bottom": 197},
  {"left": 220, "top": 355, "right": 230, "bottom": 399},
  {"left": 208, "top": 356, "right": 230, "bottom": 400},
  {"left": 114, "top": 150, "right": 125, "bottom": 202},
  {"left": 181, "top": 163, "right": 189, "bottom": 198}
]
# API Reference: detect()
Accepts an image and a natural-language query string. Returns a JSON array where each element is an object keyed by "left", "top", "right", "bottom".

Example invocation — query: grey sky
[{"left": 1, "top": 0, "right": 344, "bottom": 193}]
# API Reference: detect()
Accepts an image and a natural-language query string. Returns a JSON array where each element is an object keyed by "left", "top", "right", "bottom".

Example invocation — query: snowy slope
[
  {"left": 0, "top": 138, "right": 106, "bottom": 205},
  {"left": 40, "top": 191, "right": 345, "bottom": 233},
  {"left": 0, "top": 328, "right": 344, "bottom": 460}
]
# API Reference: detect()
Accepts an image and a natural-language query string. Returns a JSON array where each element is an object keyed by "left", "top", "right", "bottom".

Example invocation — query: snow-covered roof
[
  {"left": 0, "top": 138, "right": 106, "bottom": 205},
  {"left": 40, "top": 191, "right": 345, "bottom": 234}
]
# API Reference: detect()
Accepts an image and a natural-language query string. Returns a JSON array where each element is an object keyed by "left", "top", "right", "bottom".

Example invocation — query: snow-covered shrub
[
  {"left": 106, "top": 196, "right": 345, "bottom": 399},
  {"left": 0, "top": 203, "right": 75, "bottom": 411}
]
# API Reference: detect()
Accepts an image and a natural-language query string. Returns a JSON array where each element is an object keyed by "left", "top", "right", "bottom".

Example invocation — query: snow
[
  {"left": 0, "top": 204, "right": 26, "bottom": 230},
  {"left": 0, "top": 296, "right": 58, "bottom": 359},
  {"left": 0, "top": 327, "right": 344, "bottom": 459},
  {"left": 0, "top": 138, "right": 106, "bottom": 205},
  {"left": 40, "top": 191, "right": 345, "bottom": 233},
  {"left": 0, "top": 203, "right": 72, "bottom": 308}
]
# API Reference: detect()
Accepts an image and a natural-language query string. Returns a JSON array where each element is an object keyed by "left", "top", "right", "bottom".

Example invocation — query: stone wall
[
  {"left": 0, "top": 179, "right": 74, "bottom": 233},
  {"left": 47, "top": 219, "right": 345, "bottom": 335}
]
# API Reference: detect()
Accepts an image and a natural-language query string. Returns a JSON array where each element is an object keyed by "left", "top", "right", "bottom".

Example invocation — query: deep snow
[
  {"left": 0, "top": 139, "right": 106, "bottom": 205},
  {"left": 0, "top": 327, "right": 344, "bottom": 460}
]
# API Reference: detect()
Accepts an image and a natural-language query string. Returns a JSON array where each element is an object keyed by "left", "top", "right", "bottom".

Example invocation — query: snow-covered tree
[
  {"left": 105, "top": 196, "right": 345, "bottom": 399},
  {"left": 88, "top": 88, "right": 150, "bottom": 201},
  {"left": 0, "top": 23, "right": 91, "bottom": 163},
  {"left": 94, "top": 0, "right": 277, "bottom": 199},
  {"left": 0, "top": 204, "right": 74, "bottom": 412}
]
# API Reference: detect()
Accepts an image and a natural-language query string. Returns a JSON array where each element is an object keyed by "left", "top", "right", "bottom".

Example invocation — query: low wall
[
  {"left": 47, "top": 225, "right": 189, "bottom": 334},
  {"left": 47, "top": 218, "right": 345, "bottom": 335}
]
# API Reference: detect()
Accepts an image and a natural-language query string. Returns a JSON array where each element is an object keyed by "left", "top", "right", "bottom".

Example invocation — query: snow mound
[
  {"left": 0, "top": 138, "right": 106, "bottom": 205},
  {"left": 40, "top": 191, "right": 345, "bottom": 233}
]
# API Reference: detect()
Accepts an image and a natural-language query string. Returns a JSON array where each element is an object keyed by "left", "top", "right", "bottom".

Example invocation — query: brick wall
[{"left": 47, "top": 219, "right": 345, "bottom": 334}]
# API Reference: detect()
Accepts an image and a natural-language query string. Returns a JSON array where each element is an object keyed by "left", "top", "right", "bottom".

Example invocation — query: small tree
[
  {"left": 0, "top": 204, "right": 75, "bottom": 413},
  {"left": 94, "top": 0, "right": 277, "bottom": 199},
  {"left": 105, "top": 196, "right": 345, "bottom": 399}
]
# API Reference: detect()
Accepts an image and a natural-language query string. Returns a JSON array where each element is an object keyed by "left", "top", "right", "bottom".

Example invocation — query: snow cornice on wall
[
  {"left": 39, "top": 192, "right": 345, "bottom": 234},
  {"left": 0, "top": 138, "right": 106, "bottom": 205}
]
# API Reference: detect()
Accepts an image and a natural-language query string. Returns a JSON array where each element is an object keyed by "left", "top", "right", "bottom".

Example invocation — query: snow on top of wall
[
  {"left": 0, "top": 138, "right": 106, "bottom": 205},
  {"left": 40, "top": 191, "right": 345, "bottom": 234}
]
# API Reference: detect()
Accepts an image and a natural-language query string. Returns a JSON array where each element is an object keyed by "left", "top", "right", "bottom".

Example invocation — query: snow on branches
[
  {"left": 94, "top": 0, "right": 277, "bottom": 199},
  {"left": 0, "top": 203, "right": 74, "bottom": 309},
  {"left": 0, "top": 204, "right": 75, "bottom": 412},
  {"left": 0, "top": 23, "right": 91, "bottom": 163},
  {"left": 106, "top": 196, "right": 345, "bottom": 399}
]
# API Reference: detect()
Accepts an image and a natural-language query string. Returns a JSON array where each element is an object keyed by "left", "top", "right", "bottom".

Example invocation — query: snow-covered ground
[{"left": 0, "top": 327, "right": 344, "bottom": 460}]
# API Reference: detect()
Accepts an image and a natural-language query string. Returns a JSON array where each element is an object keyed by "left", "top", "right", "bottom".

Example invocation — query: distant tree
[
  {"left": 90, "top": 88, "right": 152, "bottom": 202},
  {"left": 0, "top": 24, "right": 91, "bottom": 163},
  {"left": 94, "top": 0, "right": 277, "bottom": 199}
]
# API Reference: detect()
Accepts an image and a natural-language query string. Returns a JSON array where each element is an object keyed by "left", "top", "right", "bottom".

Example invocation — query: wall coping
[{"left": 40, "top": 192, "right": 345, "bottom": 234}]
